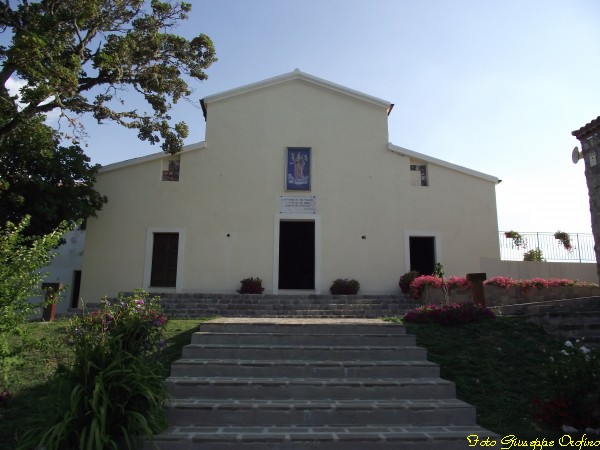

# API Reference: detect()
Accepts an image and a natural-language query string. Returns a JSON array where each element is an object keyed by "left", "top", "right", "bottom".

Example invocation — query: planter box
[
  {"left": 421, "top": 286, "right": 472, "bottom": 305},
  {"left": 484, "top": 285, "right": 600, "bottom": 307}
]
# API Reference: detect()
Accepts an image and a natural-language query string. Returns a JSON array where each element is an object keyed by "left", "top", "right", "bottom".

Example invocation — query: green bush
[
  {"left": 330, "top": 278, "right": 360, "bottom": 295},
  {"left": 21, "top": 290, "right": 168, "bottom": 450},
  {"left": 0, "top": 216, "right": 72, "bottom": 388},
  {"left": 238, "top": 277, "right": 265, "bottom": 294},
  {"left": 523, "top": 248, "right": 544, "bottom": 261},
  {"left": 533, "top": 339, "right": 600, "bottom": 431},
  {"left": 399, "top": 271, "right": 420, "bottom": 294}
]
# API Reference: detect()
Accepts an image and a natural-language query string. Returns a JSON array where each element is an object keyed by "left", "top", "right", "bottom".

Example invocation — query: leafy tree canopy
[
  {"left": 0, "top": 0, "right": 216, "bottom": 154},
  {"left": 0, "top": 115, "right": 107, "bottom": 237}
]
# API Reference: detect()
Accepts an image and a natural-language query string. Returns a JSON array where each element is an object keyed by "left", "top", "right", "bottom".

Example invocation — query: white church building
[{"left": 79, "top": 70, "right": 501, "bottom": 302}]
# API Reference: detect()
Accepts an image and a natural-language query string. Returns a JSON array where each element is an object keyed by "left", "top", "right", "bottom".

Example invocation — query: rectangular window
[
  {"left": 162, "top": 158, "right": 180, "bottom": 181},
  {"left": 150, "top": 233, "right": 179, "bottom": 287},
  {"left": 410, "top": 161, "right": 428, "bottom": 186}
]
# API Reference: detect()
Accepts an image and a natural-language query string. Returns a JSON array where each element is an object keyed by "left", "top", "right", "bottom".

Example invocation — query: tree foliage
[
  {"left": 0, "top": 115, "right": 107, "bottom": 238},
  {"left": 0, "top": 0, "right": 217, "bottom": 154},
  {"left": 0, "top": 215, "right": 72, "bottom": 386}
]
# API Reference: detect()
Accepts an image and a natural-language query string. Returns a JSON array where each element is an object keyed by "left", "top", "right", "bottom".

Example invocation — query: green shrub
[
  {"left": 330, "top": 278, "right": 360, "bottom": 295},
  {"left": 399, "top": 271, "right": 420, "bottom": 294},
  {"left": 21, "top": 290, "right": 168, "bottom": 450},
  {"left": 0, "top": 216, "right": 72, "bottom": 388},
  {"left": 523, "top": 248, "right": 544, "bottom": 261},
  {"left": 533, "top": 339, "right": 600, "bottom": 431},
  {"left": 238, "top": 277, "right": 265, "bottom": 294}
]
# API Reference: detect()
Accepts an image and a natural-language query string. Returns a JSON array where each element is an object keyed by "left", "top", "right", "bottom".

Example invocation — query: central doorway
[{"left": 278, "top": 221, "right": 315, "bottom": 289}]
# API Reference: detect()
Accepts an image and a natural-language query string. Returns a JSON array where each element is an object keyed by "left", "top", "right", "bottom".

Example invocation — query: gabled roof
[
  {"left": 99, "top": 141, "right": 206, "bottom": 173},
  {"left": 201, "top": 69, "right": 394, "bottom": 119},
  {"left": 388, "top": 143, "right": 499, "bottom": 183}
]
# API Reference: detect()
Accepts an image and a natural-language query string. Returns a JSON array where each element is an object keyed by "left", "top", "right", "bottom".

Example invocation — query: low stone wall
[{"left": 420, "top": 285, "right": 600, "bottom": 306}]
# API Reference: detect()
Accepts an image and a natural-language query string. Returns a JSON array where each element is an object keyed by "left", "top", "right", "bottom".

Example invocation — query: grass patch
[
  {"left": 0, "top": 318, "right": 210, "bottom": 449},
  {"left": 388, "top": 316, "right": 568, "bottom": 439}
]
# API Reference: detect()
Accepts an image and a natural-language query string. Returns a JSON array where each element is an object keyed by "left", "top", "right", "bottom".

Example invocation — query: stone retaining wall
[{"left": 420, "top": 285, "right": 600, "bottom": 306}]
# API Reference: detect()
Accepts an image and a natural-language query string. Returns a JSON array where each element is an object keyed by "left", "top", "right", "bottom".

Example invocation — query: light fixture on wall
[{"left": 572, "top": 146, "right": 582, "bottom": 164}]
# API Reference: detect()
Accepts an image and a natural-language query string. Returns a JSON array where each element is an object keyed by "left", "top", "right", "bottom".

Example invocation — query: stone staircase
[
  {"left": 494, "top": 296, "right": 600, "bottom": 344},
  {"left": 153, "top": 294, "right": 419, "bottom": 318},
  {"left": 149, "top": 318, "right": 498, "bottom": 449}
]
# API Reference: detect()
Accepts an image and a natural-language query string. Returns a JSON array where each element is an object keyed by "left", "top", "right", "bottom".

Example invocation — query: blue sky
[{"left": 7, "top": 0, "right": 600, "bottom": 233}]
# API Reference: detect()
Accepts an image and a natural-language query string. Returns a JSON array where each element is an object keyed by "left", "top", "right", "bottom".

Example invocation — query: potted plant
[
  {"left": 330, "top": 278, "right": 360, "bottom": 295},
  {"left": 504, "top": 230, "right": 525, "bottom": 248},
  {"left": 554, "top": 231, "right": 573, "bottom": 251},
  {"left": 237, "top": 277, "right": 265, "bottom": 294}
]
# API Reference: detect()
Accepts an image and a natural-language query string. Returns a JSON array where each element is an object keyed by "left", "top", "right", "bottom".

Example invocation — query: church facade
[{"left": 80, "top": 70, "right": 500, "bottom": 301}]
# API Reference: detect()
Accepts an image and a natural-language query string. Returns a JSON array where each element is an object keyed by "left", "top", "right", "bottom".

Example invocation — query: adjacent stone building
[{"left": 573, "top": 116, "right": 600, "bottom": 282}]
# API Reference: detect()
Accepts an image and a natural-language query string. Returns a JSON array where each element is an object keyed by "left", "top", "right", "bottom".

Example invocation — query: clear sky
[{"left": 9, "top": 0, "right": 600, "bottom": 234}]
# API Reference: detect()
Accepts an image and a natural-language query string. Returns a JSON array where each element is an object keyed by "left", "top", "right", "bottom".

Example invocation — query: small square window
[
  {"left": 410, "top": 161, "right": 428, "bottom": 187},
  {"left": 162, "top": 159, "right": 180, "bottom": 181}
]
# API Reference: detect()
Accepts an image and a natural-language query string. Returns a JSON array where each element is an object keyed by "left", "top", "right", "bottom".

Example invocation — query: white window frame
[
  {"left": 404, "top": 230, "right": 442, "bottom": 273},
  {"left": 273, "top": 214, "right": 321, "bottom": 294}
]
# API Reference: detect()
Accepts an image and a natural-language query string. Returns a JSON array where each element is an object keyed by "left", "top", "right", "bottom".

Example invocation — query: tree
[
  {"left": 0, "top": 115, "right": 107, "bottom": 238},
  {"left": 0, "top": 0, "right": 216, "bottom": 154}
]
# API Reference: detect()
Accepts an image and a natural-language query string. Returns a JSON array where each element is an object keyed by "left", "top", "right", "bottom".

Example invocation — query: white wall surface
[{"left": 80, "top": 73, "right": 501, "bottom": 301}]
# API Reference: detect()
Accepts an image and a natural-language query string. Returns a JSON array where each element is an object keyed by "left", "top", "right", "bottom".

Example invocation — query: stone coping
[{"left": 204, "top": 318, "right": 392, "bottom": 325}]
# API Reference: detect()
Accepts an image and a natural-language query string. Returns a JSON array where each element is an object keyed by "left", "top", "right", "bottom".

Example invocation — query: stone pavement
[{"left": 149, "top": 318, "right": 499, "bottom": 449}]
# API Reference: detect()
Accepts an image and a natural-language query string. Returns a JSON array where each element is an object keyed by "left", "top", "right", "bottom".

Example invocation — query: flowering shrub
[
  {"left": 23, "top": 289, "right": 169, "bottom": 450},
  {"left": 446, "top": 276, "right": 471, "bottom": 290},
  {"left": 533, "top": 340, "right": 600, "bottom": 431},
  {"left": 67, "top": 290, "right": 168, "bottom": 356},
  {"left": 403, "top": 302, "right": 496, "bottom": 326},
  {"left": 409, "top": 275, "right": 470, "bottom": 299},
  {"left": 409, "top": 275, "right": 442, "bottom": 299},
  {"left": 484, "top": 277, "right": 584, "bottom": 289}
]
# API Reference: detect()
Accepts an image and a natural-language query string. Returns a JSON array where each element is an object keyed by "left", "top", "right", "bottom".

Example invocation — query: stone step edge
[
  {"left": 151, "top": 425, "right": 499, "bottom": 441},
  {"left": 171, "top": 358, "right": 437, "bottom": 366},
  {"left": 166, "top": 377, "right": 453, "bottom": 387},
  {"left": 166, "top": 398, "right": 473, "bottom": 408},
  {"left": 182, "top": 344, "right": 423, "bottom": 350}
]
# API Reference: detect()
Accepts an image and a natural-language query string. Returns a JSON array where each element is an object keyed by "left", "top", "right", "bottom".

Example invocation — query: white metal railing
[{"left": 499, "top": 231, "right": 596, "bottom": 263}]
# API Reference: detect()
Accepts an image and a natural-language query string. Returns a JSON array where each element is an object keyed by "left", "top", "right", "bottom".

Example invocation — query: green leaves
[
  {"left": 0, "top": 216, "right": 73, "bottom": 387},
  {"left": 1, "top": 0, "right": 216, "bottom": 153},
  {"left": 0, "top": 115, "right": 107, "bottom": 238}
]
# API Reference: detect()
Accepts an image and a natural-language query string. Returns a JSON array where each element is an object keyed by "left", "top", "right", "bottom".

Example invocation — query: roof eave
[
  {"left": 201, "top": 69, "right": 392, "bottom": 117},
  {"left": 387, "top": 143, "right": 499, "bottom": 183},
  {"left": 99, "top": 141, "right": 207, "bottom": 174}
]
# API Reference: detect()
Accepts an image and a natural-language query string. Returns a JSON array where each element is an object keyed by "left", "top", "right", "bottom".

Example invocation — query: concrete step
[
  {"left": 197, "top": 320, "right": 407, "bottom": 334},
  {"left": 152, "top": 318, "right": 495, "bottom": 450},
  {"left": 165, "top": 377, "right": 455, "bottom": 400},
  {"left": 149, "top": 425, "right": 500, "bottom": 450},
  {"left": 190, "top": 332, "right": 415, "bottom": 346},
  {"left": 165, "top": 398, "right": 476, "bottom": 427},
  {"left": 180, "top": 343, "right": 427, "bottom": 361},
  {"left": 170, "top": 359, "right": 440, "bottom": 378}
]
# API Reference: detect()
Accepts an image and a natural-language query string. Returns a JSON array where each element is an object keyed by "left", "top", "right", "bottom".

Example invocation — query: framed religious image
[{"left": 286, "top": 147, "right": 311, "bottom": 191}]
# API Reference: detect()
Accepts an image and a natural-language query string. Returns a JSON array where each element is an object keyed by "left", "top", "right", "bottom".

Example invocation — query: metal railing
[{"left": 499, "top": 231, "right": 596, "bottom": 263}]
